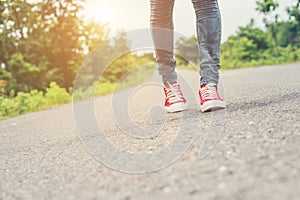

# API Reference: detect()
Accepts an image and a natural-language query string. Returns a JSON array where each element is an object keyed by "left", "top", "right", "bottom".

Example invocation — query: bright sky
[{"left": 84, "top": 0, "right": 295, "bottom": 42}]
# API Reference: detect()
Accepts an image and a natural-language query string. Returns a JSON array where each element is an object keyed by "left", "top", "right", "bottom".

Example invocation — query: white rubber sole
[
  {"left": 165, "top": 102, "right": 188, "bottom": 113},
  {"left": 201, "top": 100, "right": 226, "bottom": 112}
]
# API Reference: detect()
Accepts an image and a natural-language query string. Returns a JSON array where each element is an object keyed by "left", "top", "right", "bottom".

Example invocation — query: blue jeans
[{"left": 150, "top": 0, "right": 222, "bottom": 86}]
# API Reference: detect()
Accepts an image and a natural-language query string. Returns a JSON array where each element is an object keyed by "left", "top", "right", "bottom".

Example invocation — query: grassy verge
[
  {"left": 178, "top": 46, "right": 300, "bottom": 71},
  {"left": 3, "top": 51, "right": 298, "bottom": 121},
  {"left": 0, "top": 64, "right": 156, "bottom": 120}
]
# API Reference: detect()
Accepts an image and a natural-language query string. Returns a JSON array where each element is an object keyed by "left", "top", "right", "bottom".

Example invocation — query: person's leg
[
  {"left": 150, "top": 0, "right": 187, "bottom": 113},
  {"left": 192, "top": 0, "right": 225, "bottom": 112},
  {"left": 191, "top": 0, "right": 222, "bottom": 86},
  {"left": 150, "top": 0, "right": 177, "bottom": 85}
]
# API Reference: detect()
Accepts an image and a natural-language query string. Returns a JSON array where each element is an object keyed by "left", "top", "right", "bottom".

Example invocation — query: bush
[
  {"left": 219, "top": 44, "right": 300, "bottom": 70},
  {"left": 0, "top": 97, "right": 17, "bottom": 118},
  {"left": 45, "top": 82, "right": 71, "bottom": 105},
  {"left": 0, "top": 63, "right": 156, "bottom": 120},
  {"left": 0, "top": 82, "right": 72, "bottom": 120}
]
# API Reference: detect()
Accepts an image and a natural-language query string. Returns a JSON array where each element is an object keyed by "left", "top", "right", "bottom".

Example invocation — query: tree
[
  {"left": 0, "top": 0, "right": 109, "bottom": 94},
  {"left": 221, "top": 36, "right": 260, "bottom": 63},
  {"left": 36, "top": 0, "right": 87, "bottom": 87},
  {"left": 6, "top": 53, "right": 50, "bottom": 92},
  {"left": 276, "top": 21, "right": 299, "bottom": 47},
  {"left": 237, "top": 19, "right": 270, "bottom": 51},
  {"left": 284, "top": 0, "right": 300, "bottom": 47},
  {"left": 77, "top": 31, "right": 132, "bottom": 88},
  {"left": 256, "top": 0, "right": 280, "bottom": 55}
]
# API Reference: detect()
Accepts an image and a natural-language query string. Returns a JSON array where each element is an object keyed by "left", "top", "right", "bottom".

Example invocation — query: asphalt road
[{"left": 0, "top": 63, "right": 299, "bottom": 200}]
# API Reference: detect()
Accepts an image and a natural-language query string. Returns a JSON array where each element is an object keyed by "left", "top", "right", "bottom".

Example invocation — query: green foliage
[
  {"left": 237, "top": 19, "right": 270, "bottom": 50},
  {"left": 76, "top": 31, "right": 155, "bottom": 93},
  {"left": 103, "top": 53, "right": 153, "bottom": 83},
  {"left": 221, "top": 0, "right": 300, "bottom": 68},
  {"left": 256, "top": 0, "right": 279, "bottom": 14},
  {"left": 256, "top": 0, "right": 281, "bottom": 55},
  {"left": 276, "top": 21, "right": 300, "bottom": 47},
  {"left": 15, "top": 90, "right": 46, "bottom": 114},
  {"left": 223, "top": 36, "right": 260, "bottom": 61},
  {"left": 0, "top": 82, "right": 71, "bottom": 119},
  {"left": 0, "top": 61, "right": 156, "bottom": 119},
  {"left": 2, "top": 0, "right": 300, "bottom": 120},
  {"left": 74, "top": 32, "right": 131, "bottom": 89},
  {"left": 0, "top": 0, "right": 154, "bottom": 120},
  {"left": 178, "top": 1, "right": 300, "bottom": 70},
  {"left": 45, "top": 82, "right": 72, "bottom": 105},
  {"left": 73, "top": 56, "right": 156, "bottom": 101},
  {"left": 284, "top": 1, "right": 300, "bottom": 47},
  {"left": 5, "top": 53, "right": 54, "bottom": 93},
  {"left": 0, "top": 0, "right": 109, "bottom": 92}
]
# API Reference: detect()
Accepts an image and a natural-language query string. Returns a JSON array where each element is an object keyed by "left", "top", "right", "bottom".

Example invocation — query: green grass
[
  {"left": 72, "top": 64, "right": 156, "bottom": 101},
  {"left": 0, "top": 82, "right": 71, "bottom": 120},
  {"left": 3, "top": 48, "right": 299, "bottom": 121},
  {"left": 178, "top": 50, "right": 300, "bottom": 71},
  {"left": 0, "top": 64, "right": 156, "bottom": 120}
]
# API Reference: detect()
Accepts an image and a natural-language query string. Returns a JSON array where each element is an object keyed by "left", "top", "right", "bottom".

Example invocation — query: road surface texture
[{"left": 0, "top": 63, "right": 299, "bottom": 200}]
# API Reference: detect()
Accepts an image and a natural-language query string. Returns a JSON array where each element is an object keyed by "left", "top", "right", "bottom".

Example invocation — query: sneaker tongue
[
  {"left": 201, "top": 83, "right": 216, "bottom": 88},
  {"left": 208, "top": 83, "right": 216, "bottom": 86},
  {"left": 207, "top": 83, "right": 217, "bottom": 88},
  {"left": 201, "top": 83, "right": 217, "bottom": 90}
]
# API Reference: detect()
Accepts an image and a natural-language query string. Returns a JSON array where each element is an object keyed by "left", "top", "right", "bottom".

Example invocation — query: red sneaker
[
  {"left": 164, "top": 82, "right": 188, "bottom": 113},
  {"left": 199, "top": 83, "right": 226, "bottom": 112}
]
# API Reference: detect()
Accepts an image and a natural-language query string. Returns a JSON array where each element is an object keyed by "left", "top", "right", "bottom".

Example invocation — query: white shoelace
[
  {"left": 201, "top": 83, "right": 218, "bottom": 99},
  {"left": 165, "top": 83, "right": 184, "bottom": 103}
]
